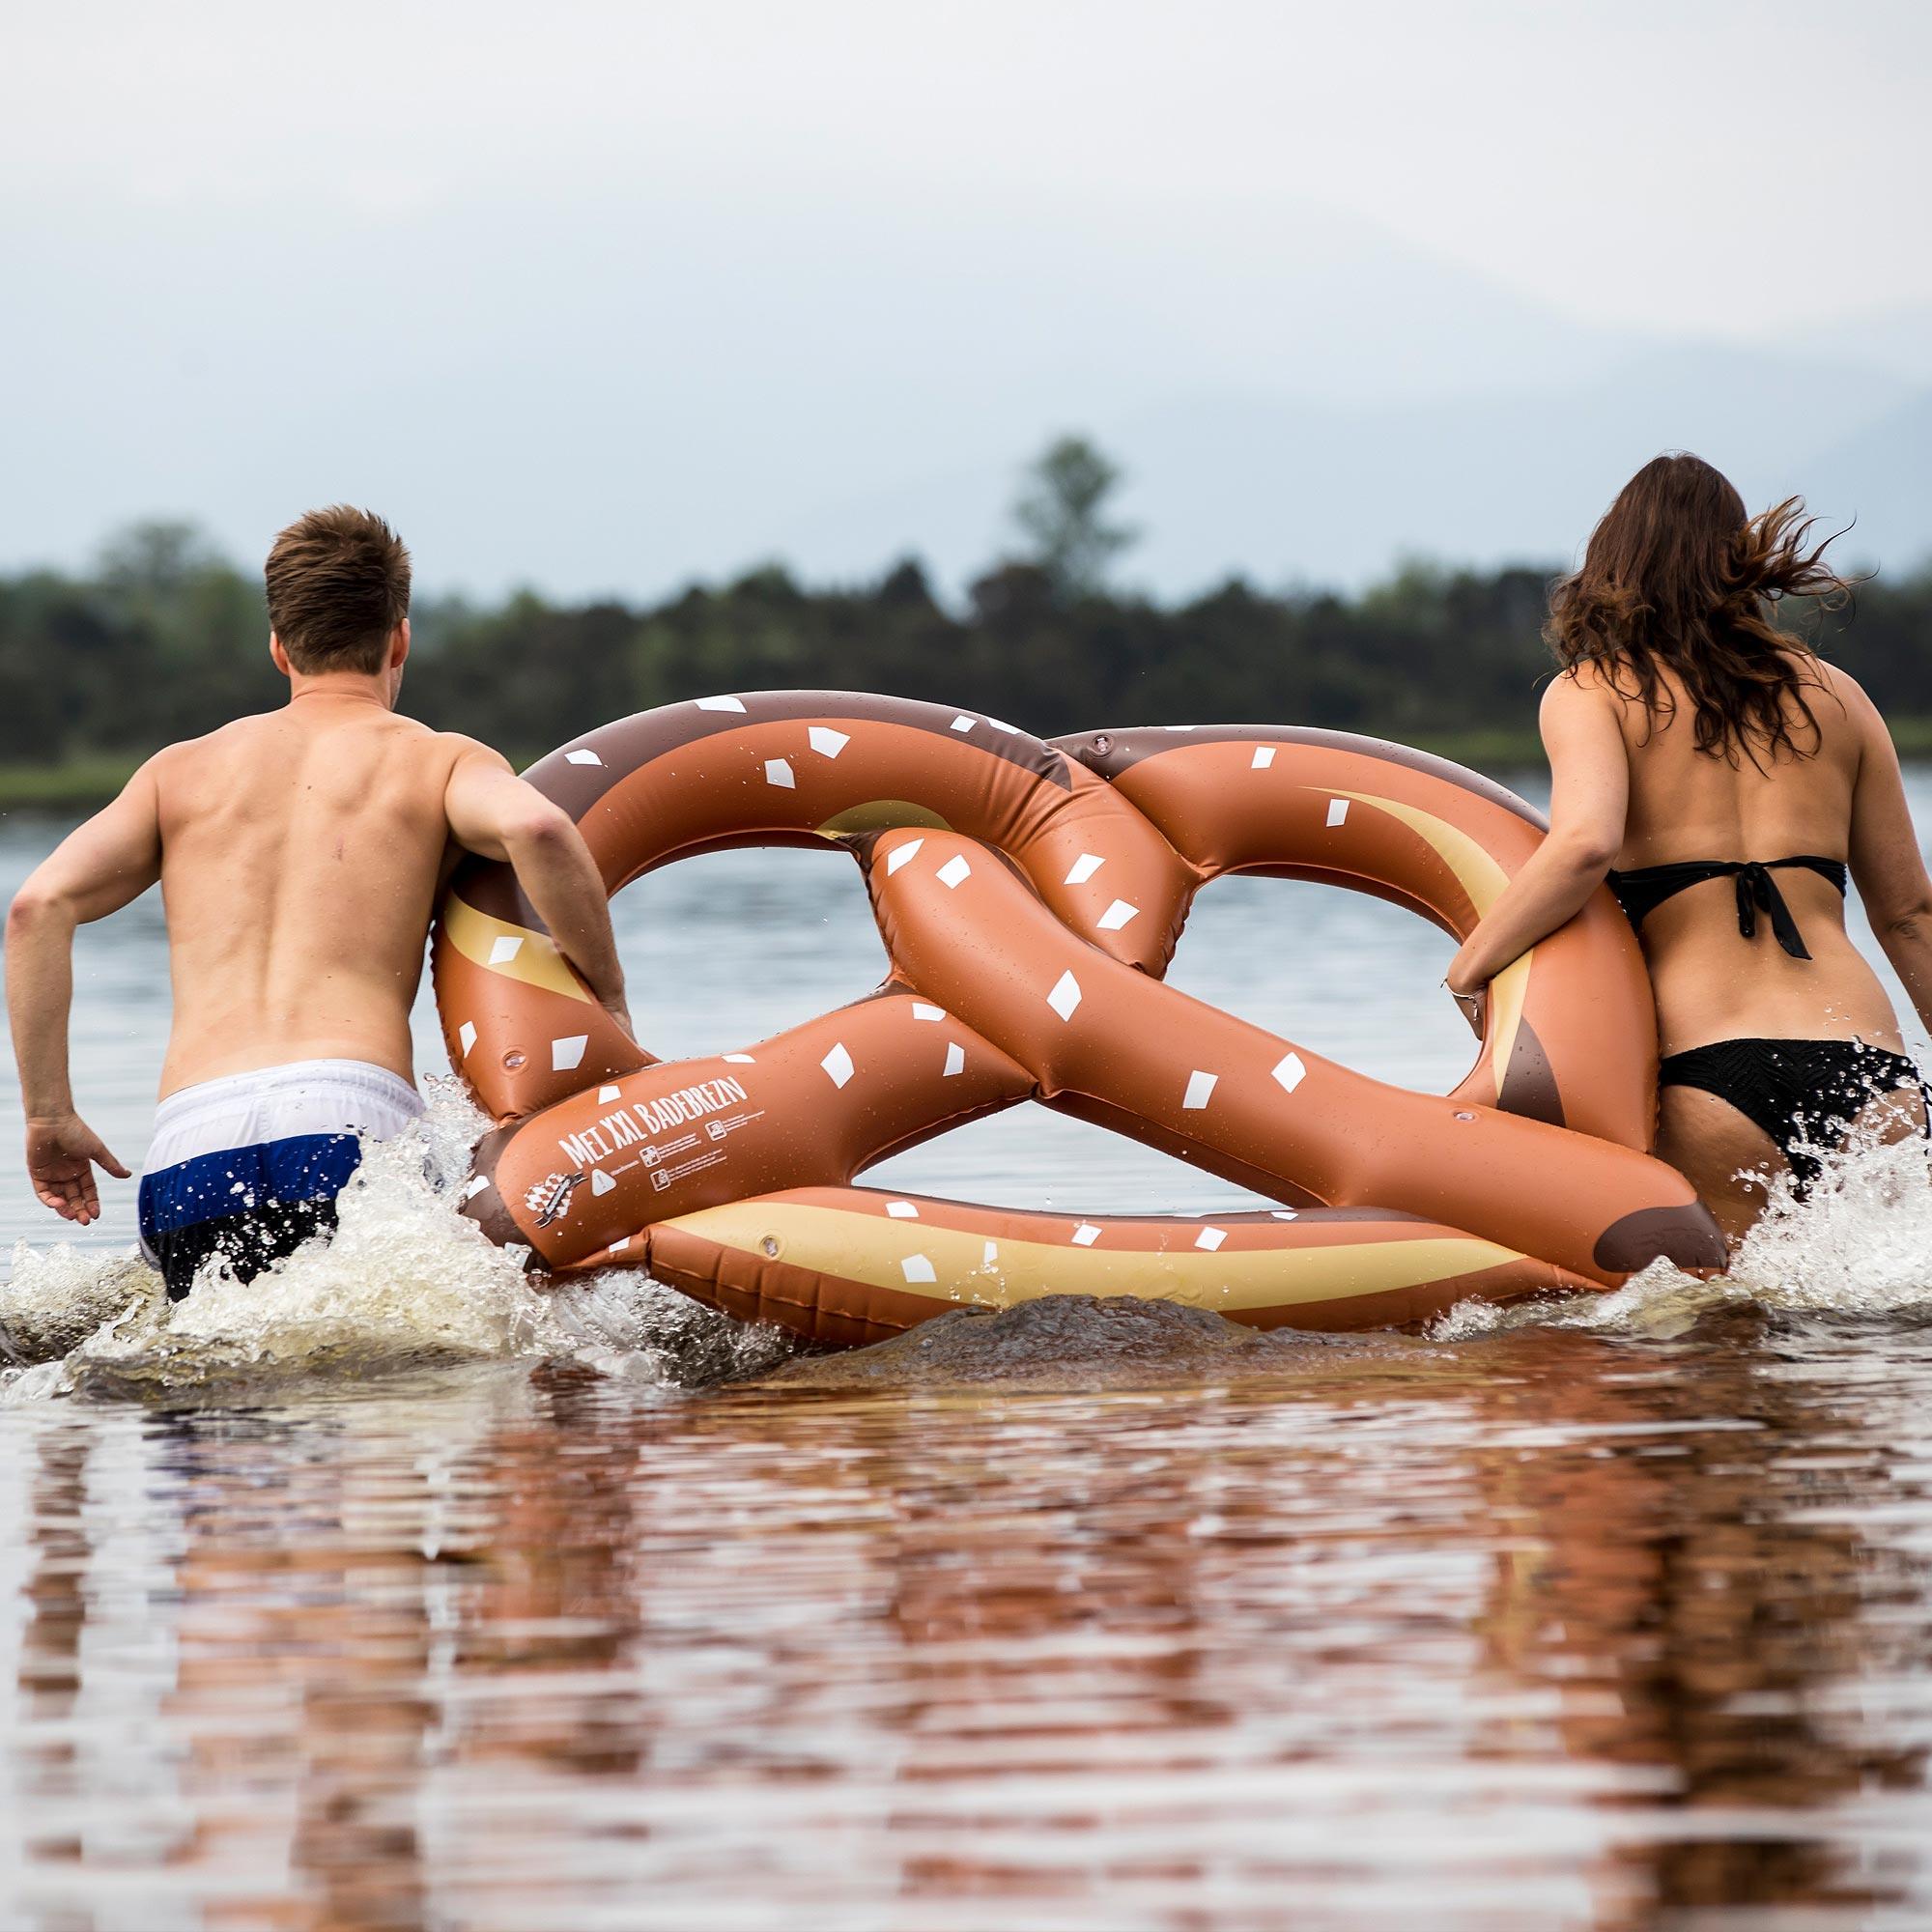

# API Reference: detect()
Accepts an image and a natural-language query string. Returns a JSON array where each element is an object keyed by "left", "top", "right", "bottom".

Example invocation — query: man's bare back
[
  {"left": 156, "top": 698, "right": 469, "bottom": 1094},
  {"left": 6, "top": 505, "right": 627, "bottom": 1299}
]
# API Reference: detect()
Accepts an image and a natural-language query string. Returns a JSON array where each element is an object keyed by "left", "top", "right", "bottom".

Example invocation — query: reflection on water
[
  {"left": 3, "top": 1319, "right": 1931, "bottom": 1929},
  {"left": 3, "top": 799, "right": 1932, "bottom": 1925}
]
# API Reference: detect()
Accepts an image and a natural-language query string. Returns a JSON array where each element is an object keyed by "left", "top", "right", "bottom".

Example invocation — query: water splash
[
  {"left": 2, "top": 1078, "right": 786, "bottom": 1403},
  {"left": 8, "top": 1078, "right": 1930, "bottom": 1398},
  {"left": 1435, "top": 1125, "right": 1932, "bottom": 1341}
]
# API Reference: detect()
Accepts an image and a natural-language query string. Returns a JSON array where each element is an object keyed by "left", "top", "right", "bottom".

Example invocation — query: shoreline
[
  {"left": 0, "top": 732, "right": 1543, "bottom": 814},
  {"left": 11, "top": 719, "right": 1932, "bottom": 814}
]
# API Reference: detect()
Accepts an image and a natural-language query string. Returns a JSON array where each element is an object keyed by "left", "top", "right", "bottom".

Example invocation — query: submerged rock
[{"left": 759, "top": 1293, "right": 1276, "bottom": 1390}]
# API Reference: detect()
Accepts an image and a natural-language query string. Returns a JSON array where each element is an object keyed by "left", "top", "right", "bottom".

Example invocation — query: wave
[
  {"left": 1435, "top": 1123, "right": 1932, "bottom": 1341},
  {"left": 0, "top": 1079, "right": 789, "bottom": 1404},
  {"left": 6, "top": 1083, "right": 1928, "bottom": 1401}
]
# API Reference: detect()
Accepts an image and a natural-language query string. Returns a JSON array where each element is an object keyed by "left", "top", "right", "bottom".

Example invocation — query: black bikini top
[{"left": 1606, "top": 855, "right": 1847, "bottom": 961}]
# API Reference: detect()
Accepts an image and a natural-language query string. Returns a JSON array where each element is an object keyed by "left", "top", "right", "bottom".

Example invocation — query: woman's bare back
[
  {"left": 1604, "top": 657, "right": 1904, "bottom": 1058},
  {"left": 153, "top": 696, "right": 467, "bottom": 1096}
]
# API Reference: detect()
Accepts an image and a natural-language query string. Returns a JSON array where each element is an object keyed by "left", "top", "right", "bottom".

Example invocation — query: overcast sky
[{"left": 4, "top": 0, "right": 1927, "bottom": 595}]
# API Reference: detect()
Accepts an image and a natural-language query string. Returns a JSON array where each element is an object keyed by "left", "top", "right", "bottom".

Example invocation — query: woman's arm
[
  {"left": 1445, "top": 672, "right": 1629, "bottom": 1009},
  {"left": 1843, "top": 674, "right": 1932, "bottom": 1037}
]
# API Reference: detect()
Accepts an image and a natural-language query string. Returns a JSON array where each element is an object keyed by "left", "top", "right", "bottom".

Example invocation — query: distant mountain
[
  {"left": 0, "top": 187, "right": 1646, "bottom": 598},
  {"left": 1784, "top": 304, "right": 1932, "bottom": 388},
  {"left": 1798, "top": 390, "right": 1932, "bottom": 577},
  {"left": 759, "top": 342, "right": 1922, "bottom": 596},
  {"left": 3, "top": 185, "right": 1924, "bottom": 599}
]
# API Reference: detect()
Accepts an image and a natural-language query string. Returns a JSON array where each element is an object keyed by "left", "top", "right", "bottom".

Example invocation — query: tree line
[{"left": 4, "top": 440, "right": 1929, "bottom": 781}]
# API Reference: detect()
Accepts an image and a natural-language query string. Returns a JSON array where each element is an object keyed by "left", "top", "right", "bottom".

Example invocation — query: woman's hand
[{"left": 1443, "top": 970, "right": 1489, "bottom": 1039}]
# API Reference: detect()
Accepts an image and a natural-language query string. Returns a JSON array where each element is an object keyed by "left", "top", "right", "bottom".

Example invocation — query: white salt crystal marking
[
  {"left": 1047, "top": 970, "right": 1082, "bottom": 1020},
  {"left": 590, "top": 1168, "right": 616, "bottom": 1197},
  {"left": 458, "top": 1022, "right": 477, "bottom": 1057},
  {"left": 950, "top": 715, "right": 976, "bottom": 732},
  {"left": 724, "top": 1053, "right": 755, "bottom": 1065},
  {"left": 462, "top": 1174, "right": 490, "bottom": 1200},
  {"left": 1251, "top": 746, "right": 1276, "bottom": 769},
  {"left": 1065, "top": 852, "right": 1104, "bottom": 885},
  {"left": 552, "top": 1035, "right": 588, "bottom": 1071},
  {"left": 565, "top": 748, "right": 603, "bottom": 766},
  {"left": 983, "top": 1240, "right": 999, "bottom": 1268},
  {"left": 597, "top": 1084, "right": 622, "bottom": 1103},
  {"left": 821, "top": 1042, "right": 855, "bottom": 1089},
  {"left": 886, "top": 837, "right": 923, "bottom": 875},
  {"left": 1096, "top": 899, "right": 1139, "bottom": 931},
  {"left": 1195, "top": 1227, "right": 1228, "bottom": 1252},
  {"left": 1182, "top": 1070, "right": 1218, "bottom": 1110},
  {"left": 764, "top": 758, "right": 795, "bottom": 788},
  {"left": 696, "top": 695, "right": 747, "bottom": 713},
  {"left": 936, "top": 854, "right": 972, "bottom": 889},
  {"left": 1272, "top": 1053, "right": 1307, "bottom": 1093},
  {"left": 488, "top": 935, "right": 524, "bottom": 965},
  {"left": 1071, "top": 1223, "right": 1102, "bottom": 1247},
  {"left": 1326, "top": 798, "right": 1350, "bottom": 827},
  {"left": 808, "top": 726, "right": 849, "bottom": 758},
  {"left": 911, "top": 1003, "right": 945, "bottom": 1021},
  {"left": 1270, "top": 1208, "right": 1299, "bottom": 1221},
  {"left": 901, "top": 1253, "right": 937, "bottom": 1284},
  {"left": 608, "top": 1236, "right": 632, "bottom": 1254},
  {"left": 943, "top": 1042, "right": 966, "bottom": 1077},
  {"left": 886, "top": 1201, "right": 920, "bottom": 1219}
]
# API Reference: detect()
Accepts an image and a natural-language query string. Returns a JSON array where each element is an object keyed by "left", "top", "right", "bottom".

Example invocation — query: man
[{"left": 6, "top": 505, "right": 629, "bottom": 1298}]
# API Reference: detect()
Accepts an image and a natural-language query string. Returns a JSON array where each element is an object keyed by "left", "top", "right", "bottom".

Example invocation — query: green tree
[
  {"left": 1010, "top": 435, "right": 1137, "bottom": 602},
  {"left": 96, "top": 519, "right": 224, "bottom": 593}
]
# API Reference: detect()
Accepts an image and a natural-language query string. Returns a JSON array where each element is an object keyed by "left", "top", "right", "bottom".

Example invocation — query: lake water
[{"left": 6, "top": 780, "right": 1932, "bottom": 1930}]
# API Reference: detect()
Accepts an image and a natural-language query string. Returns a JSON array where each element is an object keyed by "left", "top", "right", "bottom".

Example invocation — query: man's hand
[
  {"left": 599, "top": 991, "right": 637, "bottom": 1042},
  {"left": 25, "top": 1113, "right": 130, "bottom": 1225}
]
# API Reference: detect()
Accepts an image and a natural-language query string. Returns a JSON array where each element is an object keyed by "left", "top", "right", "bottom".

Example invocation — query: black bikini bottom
[{"left": 1659, "top": 1037, "right": 1928, "bottom": 1191}]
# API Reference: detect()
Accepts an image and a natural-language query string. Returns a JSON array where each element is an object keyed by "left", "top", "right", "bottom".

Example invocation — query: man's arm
[
  {"left": 443, "top": 742, "right": 631, "bottom": 1037},
  {"left": 6, "top": 759, "right": 163, "bottom": 1222}
]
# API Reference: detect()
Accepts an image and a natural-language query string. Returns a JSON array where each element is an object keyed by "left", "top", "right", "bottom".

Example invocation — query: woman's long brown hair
[{"left": 1546, "top": 453, "right": 1854, "bottom": 765}]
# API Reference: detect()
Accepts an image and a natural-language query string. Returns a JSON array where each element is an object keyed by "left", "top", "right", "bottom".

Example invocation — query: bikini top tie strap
[
  {"left": 1732, "top": 861, "right": 1812, "bottom": 960},
  {"left": 1608, "top": 854, "right": 1844, "bottom": 953}
]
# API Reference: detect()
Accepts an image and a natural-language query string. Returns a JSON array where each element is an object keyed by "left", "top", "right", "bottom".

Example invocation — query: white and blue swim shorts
[{"left": 137, "top": 1060, "right": 423, "bottom": 1300}]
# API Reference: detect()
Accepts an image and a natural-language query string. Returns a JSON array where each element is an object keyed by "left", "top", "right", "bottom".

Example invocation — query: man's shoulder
[
  {"left": 434, "top": 731, "right": 513, "bottom": 773},
  {"left": 342, "top": 718, "right": 496, "bottom": 801},
  {"left": 145, "top": 717, "right": 258, "bottom": 779},
  {"left": 376, "top": 715, "right": 467, "bottom": 754}
]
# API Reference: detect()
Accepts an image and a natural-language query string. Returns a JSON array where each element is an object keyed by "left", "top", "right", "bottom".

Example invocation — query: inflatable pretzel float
[{"left": 434, "top": 693, "right": 1724, "bottom": 1347}]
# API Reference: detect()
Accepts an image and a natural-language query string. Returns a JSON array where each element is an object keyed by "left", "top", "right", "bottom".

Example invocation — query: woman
[{"left": 1445, "top": 453, "right": 1932, "bottom": 1241}]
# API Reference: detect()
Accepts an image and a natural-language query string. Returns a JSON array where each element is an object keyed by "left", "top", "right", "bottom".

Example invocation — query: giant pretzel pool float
[{"left": 434, "top": 693, "right": 1724, "bottom": 1346}]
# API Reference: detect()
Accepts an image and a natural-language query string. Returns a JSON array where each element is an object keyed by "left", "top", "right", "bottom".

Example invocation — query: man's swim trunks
[{"left": 137, "top": 1060, "right": 424, "bottom": 1301}]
